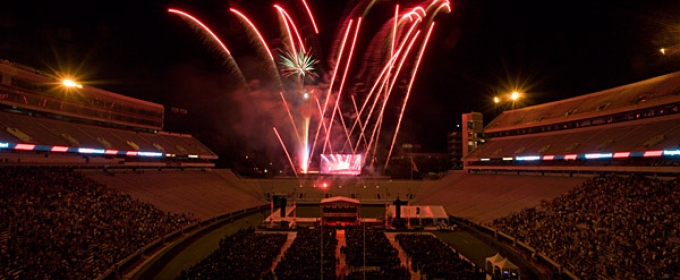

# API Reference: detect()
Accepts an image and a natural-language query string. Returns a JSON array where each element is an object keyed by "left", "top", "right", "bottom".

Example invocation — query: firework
[{"left": 169, "top": 0, "right": 451, "bottom": 176}]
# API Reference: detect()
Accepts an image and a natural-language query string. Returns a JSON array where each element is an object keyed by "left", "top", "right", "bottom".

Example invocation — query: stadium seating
[
  {"left": 0, "top": 111, "right": 215, "bottom": 157},
  {"left": 469, "top": 114, "right": 680, "bottom": 160},
  {"left": 82, "top": 169, "right": 266, "bottom": 220},
  {"left": 176, "top": 228, "right": 287, "bottom": 280},
  {"left": 274, "top": 228, "right": 337, "bottom": 280},
  {"left": 492, "top": 175, "right": 680, "bottom": 279},
  {"left": 0, "top": 166, "right": 197, "bottom": 279},
  {"left": 396, "top": 233, "right": 485, "bottom": 279},
  {"left": 486, "top": 71, "right": 680, "bottom": 131},
  {"left": 416, "top": 171, "right": 587, "bottom": 223}
]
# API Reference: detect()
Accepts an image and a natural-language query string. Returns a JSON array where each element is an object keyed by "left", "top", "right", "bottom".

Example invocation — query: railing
[{"left": 96, "top": 204, "right": 268, "bottom": 280}]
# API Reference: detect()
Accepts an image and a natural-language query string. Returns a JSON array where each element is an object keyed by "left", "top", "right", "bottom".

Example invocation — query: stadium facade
[
  {"left": 462, "top": 71, "right": 680, "bottom": 175},
  {"left": 0, "top": 59, "right": 216, "bottom": 168}
]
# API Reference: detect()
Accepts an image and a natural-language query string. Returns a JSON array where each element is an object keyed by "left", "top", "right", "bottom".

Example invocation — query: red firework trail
[
  {"left": 318, "top": 19, "right": 353, "bottom": 155},
  {"left": 274, "top": 5, "right": 298, "bottom": 56},
  {"left": 171, "top": 1, "right": 451, "bottom": 173},
  {"left": 299, "top": 0, "right": 319, "bottom": 34},
  {"left": 168, "top": 8, "right": 231, "bottom": 55},
  {"left": 273, "top": 127, "right": 298, "bottom": 177},
  {"left": 334, "top": 104, "right": 354, "bottom": 152},
  {"left": 369, "top": 30, "right": 422, "bottom": 161},
  {"left": 353, "top": 17, "right": 421, "bottom": 157},
  {"left": 349, "top": 95, "right": 368, "bottom": 152},
  {"left": 229, "top": 8, "right": 274, "bottom": 61},
  {"left": 279, "top": 91, "right": 303, "bottom": 147},
  {"left": 386, "top": 22, "right": 436, "bottom": 168},
  {"left": 349, "top": 34, "right": 410, "bottom": 142},
  {"left": 274, "top": 5, "right": 306, "bottom": 54},
  {"left": 348, "top": 49, "right": 401, "bottom": 152},
  {"left": 309, "top": 97, "right": 330, "bottom": 168},
  {"left": 392, "top": 5, "right": 399, "bottom": 59},
  {"left": 331, "top": 17, "right": 362, "bottom": 152}
]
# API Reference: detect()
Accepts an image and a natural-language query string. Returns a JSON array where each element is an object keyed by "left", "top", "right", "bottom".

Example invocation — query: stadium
[
  {"left": 3, "top": 0, "right": 680, "bottom": 279},
  {"left": 2, "top": 45, "right": 679, "bottom": 280}
]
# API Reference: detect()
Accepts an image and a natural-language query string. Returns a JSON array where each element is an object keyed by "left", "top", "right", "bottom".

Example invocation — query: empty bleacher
[
  {"left": 415, "top": 171, "right": 588, "bottom": 223},
  {"left": 81, "top": 169, "right": 265, "bottom": 220}
]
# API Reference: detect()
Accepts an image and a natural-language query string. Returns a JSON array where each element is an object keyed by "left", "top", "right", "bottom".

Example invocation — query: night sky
[{"left": 2, "top": 0, "right": 680, "bottom": 166}]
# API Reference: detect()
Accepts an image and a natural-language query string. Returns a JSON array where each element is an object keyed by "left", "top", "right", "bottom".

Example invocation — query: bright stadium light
[
  {"left": 494, "top": 96, "right": 500, "bottom": 103},
  {"left": 660, "top": 48, "right": 666, "bottom": 55},
  {"left": 510, "top": 91, "right": 521, "bottom": 101},
  {"left": 62, "top": 79, "right": 82, "bottom": 89}
]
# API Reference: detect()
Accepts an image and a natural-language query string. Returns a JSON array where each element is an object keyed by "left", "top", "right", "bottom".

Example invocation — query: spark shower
[{"left": 169, "top": 0, "right": 450, "bottom": 176}]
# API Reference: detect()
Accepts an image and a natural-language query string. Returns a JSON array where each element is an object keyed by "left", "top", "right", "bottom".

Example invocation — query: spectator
[
  {"left": 396, "top": 234, "right": 485, "bottom": 280},
  {"left": 275, "top": 228, "right": 336, "bottom": 280},
  {"left": 493, "top": 175, "right": 680, "bottom": 279},
  {"left": 176, "top": 227, "right": 287, "bottom": 280},
  {"left": 344, "top": 228, "right": 409, "bottom": 280},
  {"left": 0, "top": 166, "right": 198, "bottom": 279}
]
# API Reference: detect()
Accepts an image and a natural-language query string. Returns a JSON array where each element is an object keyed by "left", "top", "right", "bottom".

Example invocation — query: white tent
[
  {"left": 485, "top": 253, "right": 504, "bottom": 272},
  {"left": 485, "top": 253, "right": 520, "bottom": 279}
]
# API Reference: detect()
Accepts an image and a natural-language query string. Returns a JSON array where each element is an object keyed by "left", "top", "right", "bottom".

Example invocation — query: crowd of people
[
  {"left": 176, "top": 227, "right": 287, "bottom": 280},
  {"left": 344, "top": 228, "right": 410, "bottom": 280},
  {"left": 396, "top": 234, "right": 486, "bottom": 280},
  {"left": 492, "top": 175, "right": 680, "bottom": 279},
  {"left": 0, "top": 166, "right": 198, "bottom": 279},
  {"left": 274, "top": 228, "right": 337, "bottom": 280}
]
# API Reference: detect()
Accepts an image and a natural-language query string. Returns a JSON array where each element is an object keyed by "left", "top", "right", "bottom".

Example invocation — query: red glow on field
[
  {"left": 105, "top": 149, "right": 119, "bottom": 155},
  {"left": 126, "top": 151, "right": 138, "bottom": 156},
  {"left": 51, "top": 146, "right": 69, "bottom": 152},
  {"left": 14, "top": 144, "right": 36, "bottom": 150},
  {"left": 542, "top": 155, "right": 555, "bottom": 160},
  {"left": 564, "top": 154, "right": 577, "bottom": 160}
]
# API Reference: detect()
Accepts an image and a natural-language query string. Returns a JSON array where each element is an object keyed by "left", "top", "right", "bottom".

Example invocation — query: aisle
[
  {"left": 335, "top": 229, "right": 348, "bottom": 279},
  {"left": 270, "top": 232, "right": 297, "bottom": 272},
  {"left": 384, "top": 232, "right": 421, "bottom": 280}
]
